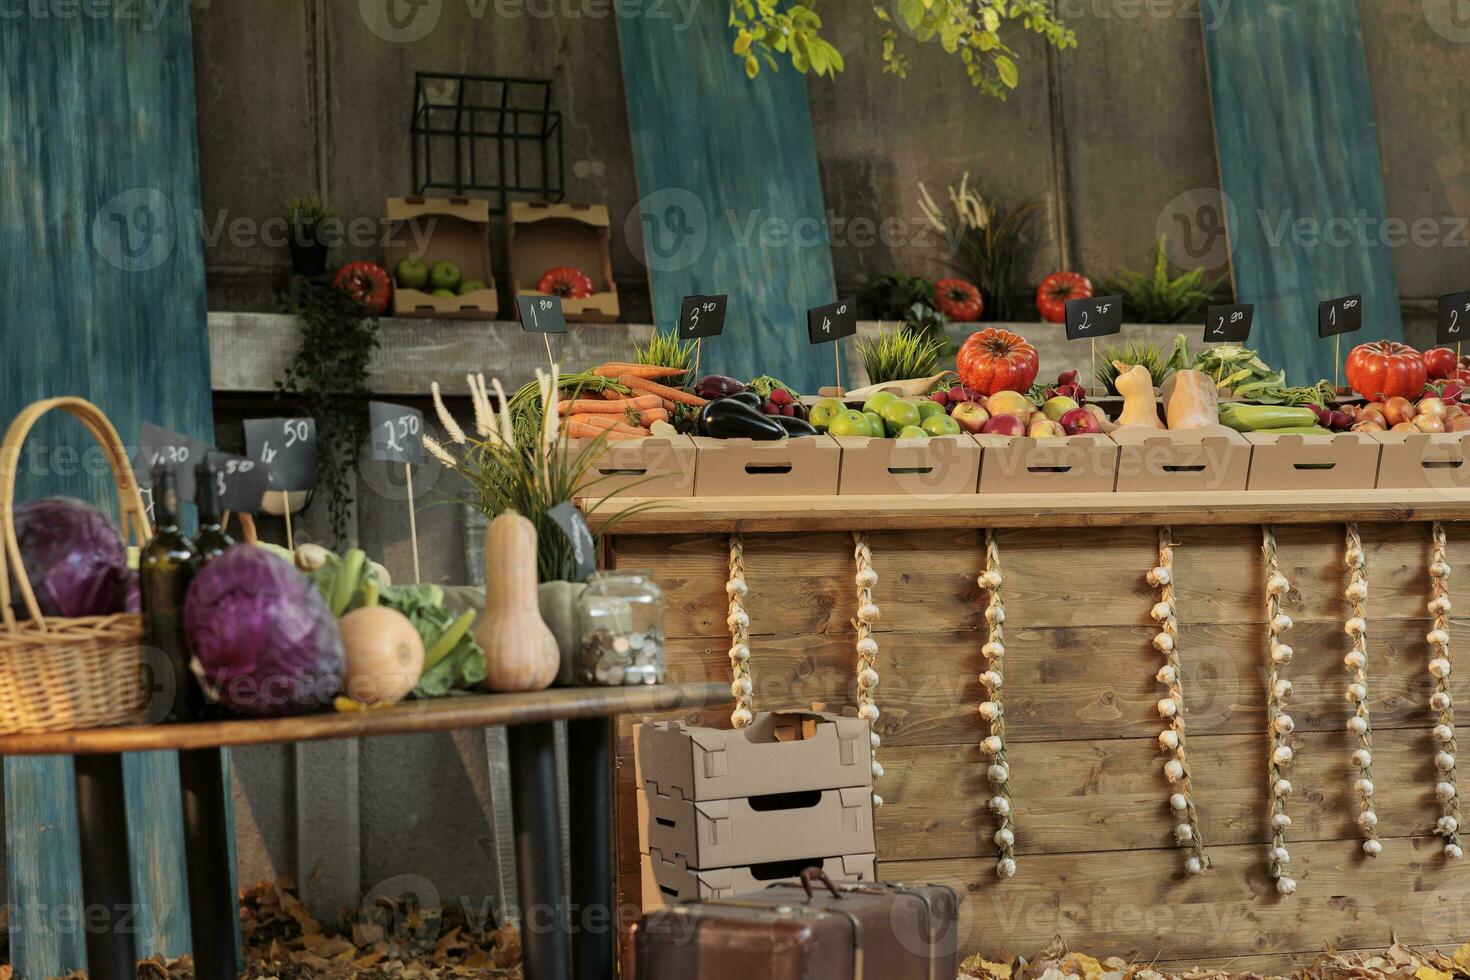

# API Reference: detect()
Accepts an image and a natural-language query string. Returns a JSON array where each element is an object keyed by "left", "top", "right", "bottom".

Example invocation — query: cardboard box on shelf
[
  {"left": 640, "top": 849, "right": 876, "bottom": 907},
  {"left": 636, "top": 784, "right": 875, "bottom": 870},
  {"left": 384, "top": 197, "right": 499, "bottom": 319},
  {"left": 1112, "top": 424, "right": 1251, "bottom": 493},
  {"left": 975, "top": 433, "right": 1118, "bottom": 494},
  {"left": 691, "top": 436, "right": 842, "bottom": 496},
  {"left": 836, "top": 435, "right": 981, "bottom": 495},
  {"left": 506, "top": 201, "right": 619, "bottom": 321},
  {"left": 567, "top": 434, "right": 698, "bottom": 498},
  {"left": 1245, "top": 431, "right": 1382, "bottom": 491},
  {"left": 635, "top": 711, "right": 873, "bottom": 803},
  {"left": 1371, "top": 431, "right": 1470, "bottom": 489}
]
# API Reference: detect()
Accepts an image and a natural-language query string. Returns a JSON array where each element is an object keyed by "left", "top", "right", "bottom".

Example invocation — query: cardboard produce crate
[
  {"left": 640, "top": 849, "right": 875, "bottom": 907},
  {"left": 1245, "top": 431, "right": 1382, "bottom": 491},
  {"left": 384, "top": 197, "right": 498, "bottom": 318},
  {"left": 975, "top": 433, "right": 1118, "bottom": 494},
  {"left": 1112, "top": 424, "right": 1251, "bottom": 493},
  {"left": 568, "top": 434, "right": 698, "bottom": 498},
  {"left": 691, "top": 436, "right": 842, "bottom": 496},
  {"left": 636, "top": 785, "right": 875, "bottom": 869},
  {"left": 1372, "top": 431, "right": 1470, "bottom": 490},
  {"left": 506, "top": 201, "right": 619, "bottom": 321},
  {"left": 836, "top": 435, "right": 981, "bottom": 496},
  {"left": 635, "top": 711, "right": 873, "bottom": 803}
]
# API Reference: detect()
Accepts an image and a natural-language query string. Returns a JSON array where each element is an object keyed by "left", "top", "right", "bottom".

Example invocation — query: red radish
[
  {"left": 930, "top": 390, "right": 950, "bottom": 406},
  {"left": 1057, "top": 369, "right": 1080, "bottom": 388},
  {"left": 769, "top": 388, "right": 794, "bottom": 406}
]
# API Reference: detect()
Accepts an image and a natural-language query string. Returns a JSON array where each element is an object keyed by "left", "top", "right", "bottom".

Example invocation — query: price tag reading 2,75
[
  {"left": 1439, "top": 292, "right": 1470, "bottom": 345},
  {"left": 517, "top": 294, "right": 567, "bottom": 334},
  {"left": 368, "top": 401, "right": 425, "bottom": 467},
  {"left": 1206, "top": 304, "right": 1254, "bottom": 344},
  {"left": 1318, "top": 294, "right": 1362, "bottom": 338},
  {"left": 1064, "top": 295, "right": 1123, "bottom": 341},
  {"left": 679, "top": 294, "right": 727, "bottom": 339},
  {"left": 806, "top": 299, "right": 858, "bottom": 345}
]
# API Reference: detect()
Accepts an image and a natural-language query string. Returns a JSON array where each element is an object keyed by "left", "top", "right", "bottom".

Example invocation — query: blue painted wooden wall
[
  {"left": 1202, "top": 1, "right": 1404, "bottom": 383},
  {"left": 616, "top": 0, "right": 835, "bottom": 393},
  {"left": 0, "top": 5, "right": 215, "bottom": 975}
]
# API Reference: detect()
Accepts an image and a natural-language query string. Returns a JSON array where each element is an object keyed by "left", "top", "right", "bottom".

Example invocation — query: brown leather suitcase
[{"left": 634, "top": 868, "right": 959, "bottom": 980}]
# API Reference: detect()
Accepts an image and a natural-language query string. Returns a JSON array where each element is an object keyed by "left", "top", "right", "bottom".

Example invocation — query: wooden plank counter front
[{"left": 592, "top": 493, "right": 1470, "bottom": 974}]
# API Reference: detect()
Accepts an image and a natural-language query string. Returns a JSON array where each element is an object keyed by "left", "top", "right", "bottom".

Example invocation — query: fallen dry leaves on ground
[{"left": 962, "top": 936, "right": 1470, "bottom": 980}]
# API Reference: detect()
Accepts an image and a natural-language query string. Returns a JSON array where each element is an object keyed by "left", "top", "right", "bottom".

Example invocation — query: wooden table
[{"left": 0, "top": 683, "right": 726, "bottom": 980}]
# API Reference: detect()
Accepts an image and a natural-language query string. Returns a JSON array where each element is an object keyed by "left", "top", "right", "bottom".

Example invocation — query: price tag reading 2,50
[
  {"left": 368, "top": 402, "right": 425, "bottom": 467},
  {"left": 1065, "top": 295, "right": 1124, "bottom": 341},
  {"left": 1439, "top": 292, "right": 1470, "bottom": 345},
  {"left": 1206, "top": 304, "right": 1254, "bottom": 344}
]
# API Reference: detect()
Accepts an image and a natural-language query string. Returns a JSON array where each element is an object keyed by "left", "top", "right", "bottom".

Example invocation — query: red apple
[
  {"left": 950, "top": 402, "right": 991, "bottom": 434},
  {"left": 981, "top": 414, "right": 1025, "bottom": 436},
  {"left": 1059, "top": 407, "right": 1101, "bottom": 435}
]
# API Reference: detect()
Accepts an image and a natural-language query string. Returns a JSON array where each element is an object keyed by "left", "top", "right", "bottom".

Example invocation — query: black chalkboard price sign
[
  {"left": 206, "top": 451, "right": 269, "bottom": 515},
  {"left": 1205, "top": 304, "right": 1254, "bottom": 344},
  {"left": 243, "top": 418, "right": 317, "bottom": 492},
  {"left": 1318, "top": 294, "right": 1362, "bottom": 338},
  {"left": 517, "top": 294, "right": 567, "bottom": 334},
  {"left": 1438, "top": 292, "right": 1470, "bottom": 346},
  {"left": 1064, "top": 295, "right": 1123, "bottom": 341},
  {"left": 547, "top": 500, "right": 596, "bottom": 580},
  {"left": 368, "top": 401, "right": 425, "bottom": 467},
  {"left": 806, "top": 299, "right": 857, "bottom": 345},
  {"left": 679, "top": 294, "right": 727, "bottom": 339},
  {"left": 137, "top": 421, "right": 212, "bottom": 504}
]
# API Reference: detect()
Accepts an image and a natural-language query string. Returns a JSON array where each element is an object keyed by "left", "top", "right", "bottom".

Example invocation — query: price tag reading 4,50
[
  {"left": 1439, "top": 292, "right": 1470, "bottom": 345},
  {"left": 207, "top": 451, "right": 269, "bottom": 515},
  {"left": 806, "top": 299, "right": 858, "bottom": 345},
  {"left": 1206, "top": 304, "right": 1254, "bottom": 344},
  {"left": 517, "top": 294, "right": 567, "bottom": 334},
  {"left": 547, "top": 500, "right": 596, "bottom": 580},
  {"left": 244, "top": 418, "right": 317, "bottom": 492},
  {"left": 1318, "top": 294, "right": 1363, "bottom": 338},
  {"left": 679, "top": 294, "right": 727, "bottom": 339},
  {"left": 1064, "top": 295, "right": 1124, "bottom": 341},
  {"left": 368, "top": 401, "right": 425, "bottom": 467}
]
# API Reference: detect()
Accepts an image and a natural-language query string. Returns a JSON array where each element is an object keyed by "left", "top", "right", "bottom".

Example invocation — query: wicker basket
[{"left": 0, "top": 397, "right": 153, "bottom": 733}]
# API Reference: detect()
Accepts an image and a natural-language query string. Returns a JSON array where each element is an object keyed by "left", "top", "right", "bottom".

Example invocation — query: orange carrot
[
  {"left": 617, "top": 374, "right": 708, "bottom": 407},
  {"left": 592, "top": 363, "right": 686, "bottom": 380},
  {"left": 557, "top": 395, "right": 662, "bottom": 416},
  {"left": 627, "top": 408, "right": 669, "bottom": 426},
  {"left": 566, "top": 414, "right": 650, "bottom": 436},
  {"left": 567, "top": 421, "right": 646, "bottom": 441}
]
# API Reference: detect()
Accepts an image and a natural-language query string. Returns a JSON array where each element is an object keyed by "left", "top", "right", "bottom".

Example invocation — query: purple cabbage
[
  {"left": 184, "top": 545, "right": 344, "bottom": 717},
  {"left": 12, "top": 497, "right": 130, "bottom": 618}
]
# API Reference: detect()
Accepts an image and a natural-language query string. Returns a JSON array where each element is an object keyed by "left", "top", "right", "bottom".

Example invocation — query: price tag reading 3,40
[{"left": 680, "top": 294, "right": 727, "bottom": 339}]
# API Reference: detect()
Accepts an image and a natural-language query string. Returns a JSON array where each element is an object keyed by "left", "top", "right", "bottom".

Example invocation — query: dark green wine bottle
[
  {"left": 192, "top": 458, "right": 234, "bottom": 565},
  {"left": 141, "top": 463, "right": 202, "bottom": 723}
]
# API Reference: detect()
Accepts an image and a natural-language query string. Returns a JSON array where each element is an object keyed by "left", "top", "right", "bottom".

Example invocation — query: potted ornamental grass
[{"left": 281, "top": 194, "right": 335, "bottom": 276}]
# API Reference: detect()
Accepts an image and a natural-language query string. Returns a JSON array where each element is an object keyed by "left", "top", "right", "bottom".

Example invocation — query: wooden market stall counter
[
  {"left": 590, "top": 490, "right": 1470, "bottom": 975},
  {"left": 0, "top": 683, "right": 727, "bottom": 980}
]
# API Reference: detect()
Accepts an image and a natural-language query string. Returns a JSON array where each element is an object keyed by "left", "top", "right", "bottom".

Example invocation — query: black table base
[
  {"left": 179, "top": 746, "right": 240, "bottom": 980},
  {"left": 73, "top": 752, "right": 137, "bottom": 980},
  {"left": 567, "top": 716, "right": 614, "bottom": 980},
  {"left": 508, "top": 720, "right": 570, "bottom": 979}
]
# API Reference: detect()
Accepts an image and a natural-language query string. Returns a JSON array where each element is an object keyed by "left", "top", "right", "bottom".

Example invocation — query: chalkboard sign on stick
[
  {"left": 368, "top": 402, "right": 425, "bottom": 467},
  {"left": 206, "top": 451, "right": 269, "bottom": 516},
  {"left": 679, "top": 295, "right": 727, "bottom": 339},
  {"left": 1317, "top": 294, "right": 1362, "bottom": 338},
  {"left": 547, "top": 500, "right": 596, "bottom": 581},
  {"left": 1438, "top": 292, "right": 1470, "bottom": 347},
  {"left": 1064, "top": 295, "right": 1124, "bottom": 341},
  {"left": 1205, "top": 304, "right": 1254, "bottom": 344},
  {"left": 243, "top": 417, "right": 316, "bottom": 550},
  {"left": 138, "top": 421, "right": 211, "bottom": 505}
]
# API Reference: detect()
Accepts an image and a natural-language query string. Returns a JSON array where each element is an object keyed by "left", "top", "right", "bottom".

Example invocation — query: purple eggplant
[{"left": 693, "top": 375, "right": 748, "bottom": 400}]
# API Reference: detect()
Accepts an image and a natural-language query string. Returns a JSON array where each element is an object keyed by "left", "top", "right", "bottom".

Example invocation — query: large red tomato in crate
[
  {"left": 1345, "top": 341, "right": 1427, "bottom": 401},
  {"left": 957, "top": 328, "right": 1040, "bottom": 395},
  {"left": 537, "top": 266, "right": 595, "bottom": 299},
  {"left": 1036, "top": 271, "right": 1092, "bottom": 324},
  {"left": 333, "top": 262, "right": 392, "bottom": 317}
]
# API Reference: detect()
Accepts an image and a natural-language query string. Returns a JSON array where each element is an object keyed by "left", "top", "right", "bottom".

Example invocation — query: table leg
[
  {"left": 567, "top": 717, "right": 613, "bottom": 980},
  {"left": 179, "top": 746, "right": 239, "bottom": 980},
  {"left": 72, "top": 753, "right": 136, "bottom": 980},
  {"left": 509, "top": 721, "right": 570, "bottom": 980}
]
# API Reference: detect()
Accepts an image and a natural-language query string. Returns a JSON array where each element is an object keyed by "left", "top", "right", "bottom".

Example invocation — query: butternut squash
[
  {"left": 1112, "top": 362, "right": 1164, "bottom": 429},
  {"left": 1161, "top": 369, "right": 1219, "bottom": 430},
  {"left": 476, "top": 512, "right": 559, "bottom": 692}
]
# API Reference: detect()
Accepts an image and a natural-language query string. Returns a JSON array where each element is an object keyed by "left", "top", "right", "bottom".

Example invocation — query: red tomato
[
  {"left": 1424, "top": 346, "right": 1458, "bottom": 380},
  {"left": 1345, "top": 341, "right": 1427, "bottom": 401},
  {"left": 957, "top": 328, "right": 1040, "bottom": 395},
  {"left": 537, "top": 266, "right": 595, "bottom": 299},
  {"left": 1036, "top": 271, "right": 1093, "bottom": 323},
  {"left": 332, "top": 262, "right": 392, "bottom": 317},
  {"left": 934, "top": 278, "right": 983, "bottom": 322}
]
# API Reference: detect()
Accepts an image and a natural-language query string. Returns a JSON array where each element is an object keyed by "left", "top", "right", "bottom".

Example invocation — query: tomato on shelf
[
  {"left": 933, "top": 278, "right": 983, "bottom": 322},
  {"left": 1035, "top": 271, "right": 1093, "bottom": 324},
  {"left": 332, "top": 262, "right": 393, "bottom": 317},
  {"left": 956, "top": 328, "right": 1040, "bottom": 395},
  {"left": 1344, "top": 341, "right": 1427, "bottom": 401},
  {"left": 536, "top": 266, "right": 595, "bottom": 299},
  {"left": 1424, "top": 346, "right": 1458, "bottom": 381}
]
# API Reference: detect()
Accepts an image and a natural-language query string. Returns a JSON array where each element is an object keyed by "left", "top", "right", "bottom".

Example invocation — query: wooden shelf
[
  {"left": 0, "top": 682, "right": 726, "bottom": 756},
  {"left": 585, "top": 489, "right": 1470, "bottom": 534}
]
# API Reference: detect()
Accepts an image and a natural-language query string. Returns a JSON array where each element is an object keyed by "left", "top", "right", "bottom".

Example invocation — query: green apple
[
  {"left": 457, "top": 278, "right": 488, "bottom": 295},
  {"left": 809, "top": 397, "right": 847, "bottom": 431},
  {"left": 916, "top": 400, "right": 948, "bottom": 422},
  {"left": 896, "top": 425, "right": 929, "bottom": 440},
  {"left": 1043, "top": 395, "right": 1080, "bottom": 422},
  {"left": 395, "top": 257, "right": 429, "bottom": 290},
  {"left": 864, "top": 411, "right": 884, "bottom": 437},
  {"left": 430, "top": 288, "right": 457, "bottom": 298},
  {"left": 862, "top": 391, "right": 898, "bottom": 416},
  {"left": 880, "top": 399, "right": 922, "bottom": 436},
  {"left": 428, "top": 260, "right": 461, "bottom": 292},
  {"left": 922, "top": 414, "right": 961, "bottom": 436},
  {"left": 828, "top": 410, "right": 873, "bottom": 438}
]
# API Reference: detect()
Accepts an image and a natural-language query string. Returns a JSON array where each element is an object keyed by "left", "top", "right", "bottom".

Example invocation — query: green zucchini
[{"left": 1218, "top": 403, "right": 1318, "bottom": 432}]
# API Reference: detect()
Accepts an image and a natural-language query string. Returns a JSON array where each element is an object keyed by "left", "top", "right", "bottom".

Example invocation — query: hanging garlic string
[
  {"left": 1263, "top": 527, "right": 1297, "bottom": 895},
  {"left": 1343, "top": 525, "right": 1382, "bottom": 856},
  {"left": 1148, "top": 528, "right": 1209, "bottom": 875},
  {"left": 1428, "top": 523, "right": 1463, "bottom": 859},
  {"left": 726, "top": 533, "right": 754, "bottom": 729},
  {"left": 852, "top": 532, "right": 884, "bottom": 807},
  {"left": 979, "top": 529, "right": 1016, "bottom": 878}
]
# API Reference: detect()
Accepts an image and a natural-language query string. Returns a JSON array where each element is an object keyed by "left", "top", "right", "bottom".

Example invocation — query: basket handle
[{"left": 0, "top": 398, "right": 152, "bottom": 635}]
